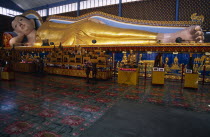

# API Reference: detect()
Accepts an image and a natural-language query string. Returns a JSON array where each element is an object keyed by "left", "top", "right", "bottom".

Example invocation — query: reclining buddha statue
[{"left": 9, "top": 11, "right": 204, "bottom": 47}]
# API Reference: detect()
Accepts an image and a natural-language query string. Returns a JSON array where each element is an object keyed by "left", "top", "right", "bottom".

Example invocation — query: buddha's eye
[
  {"left": 15, "top": 25, "right": 17, "bottom": 28},
  {"left": 20, "top": 19, "right": 23, "bottom": 21}
]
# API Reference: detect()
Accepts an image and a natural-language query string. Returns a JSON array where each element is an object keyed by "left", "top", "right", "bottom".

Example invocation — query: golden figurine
[
  {"left": 194, "top": 57, "right": 198, "bottom": 64},
  {"left": 174, "top": 56, "right": 178, "bottom": 65},
  {"left": 147, "top": 64, "right": 153, "bottom": 72},
  {"left": 138, "top": 54, "right": 143, "bottom": 64},
  {"left": 164, "top": 57, "right": 170, "bottom": 72},
  {"left": 116, "top": 61, "right": 120, "bottom": 68},
  {"left": 191, "top": 13, "right": 204, "bottom": 22},
  {"left": 165, "top": 57, "right": 169, "bottom": 64},
  {"left": 170, "top": 56, "right": 180, "bottom": 70},
  {"left": 121, "top": 52, "right": 128, "bottom": 65},
  {"left": 193, "top": 64, "right": 199, "bottom": 73},
  {"left": 128, "top": 50, "right": 136, "bottom": 66},
  {"left": 205, "top": 57, "right": 210, "bottom": 71},
  {"left": 205, "top": 57, "right": 210, "bottom": 65}
]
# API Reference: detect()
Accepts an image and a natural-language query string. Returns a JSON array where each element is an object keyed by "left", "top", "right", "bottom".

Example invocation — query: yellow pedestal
[
  {"left": 184, "top": 73, "right": 199, "bottom": 88},
  {"left": 152, "top": 71, "right": 164, "bottom": 85},
  {"left": 118, "top": 68, "right": 139, "bottom": 85},
  {"left": 1, "top": 72, "right": 15, "bottom": 80}
]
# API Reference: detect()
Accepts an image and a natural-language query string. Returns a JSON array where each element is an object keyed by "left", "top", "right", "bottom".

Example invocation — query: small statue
[
  {"left": 25, "top": 53, "right": 30, "bottom": 59},
  {"left": 128, "top": 50, "right": 136, "bottom": 66},
  {"left": 165, "top": 57, "right": 169, "bottom": 64},
  {"left": 193, "top": 64, "right": 199, "bottom": 73},
  {"left": 191, "top": 13, "right": 204, "bottom": 22},
  {"left": 204, "top": 57, "right": 210, "bottom": 71},
  {"left": 121, "top": 52, "right": 128, "bottom": 65},
  {"left": 147, "top": 64, "right": 152, "bottom": 72},
  {"left": 115, "top": 61, "right": 120, "bottom": 69},
  {"left": 76, "top": 45, "right": 82, "bottom": 55},
  {"left": 174, "top": 56, "right": 178, "bottom": 65},
  {"left": 164, "top": 57, "right": 170, "bottom": 72},
  {"left": 171, "top": 56, "right": 180, "bottom": 70},
  {"left": 138, "top": 54, "right": 143, "bottom": 64},
  {"left": 81, "top": 48, "right": 86, "bottom": 55},
  {"left": 194, "top": 57, "right": 198, "bottom": 64},
  {"left": 205, "top": 57, "right": 210, "bottom": 65}
]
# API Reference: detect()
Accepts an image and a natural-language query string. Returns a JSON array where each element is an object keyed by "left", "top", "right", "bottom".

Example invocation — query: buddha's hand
[{"left": 9, "top": 32, "right": 25, "bottom": 46}]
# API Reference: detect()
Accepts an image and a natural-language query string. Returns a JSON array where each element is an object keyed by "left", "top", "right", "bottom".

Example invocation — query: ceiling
[{"left": 10, "top": 0, "right": 77, "bottom": 10}]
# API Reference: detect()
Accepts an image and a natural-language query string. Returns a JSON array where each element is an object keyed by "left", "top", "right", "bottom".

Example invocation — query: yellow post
[
  {"left": 152, "top": 71, "right": 165, "bottom": 85},
  {"left": 1, "top": 72, "right": 15, "bottom": 80},
  {"left": 184, "top": 73, "right": 199, "bottom": 88},
  {"left": 118, "top": 68, "right": 139, "bottom": 85}
]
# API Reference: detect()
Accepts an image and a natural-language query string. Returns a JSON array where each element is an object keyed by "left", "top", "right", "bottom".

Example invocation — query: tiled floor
[{"left": 0, "top": 73, "right": 210, "bottom": 137}]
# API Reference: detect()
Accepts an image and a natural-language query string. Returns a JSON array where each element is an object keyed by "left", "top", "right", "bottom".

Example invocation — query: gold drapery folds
[{"left": 35, "top": 19, "right": 158, "bottom": 46}]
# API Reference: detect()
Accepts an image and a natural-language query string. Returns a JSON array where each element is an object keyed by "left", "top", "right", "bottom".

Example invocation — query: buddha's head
[{"left": 12, "top": 15, "right": 35, "bottom": 35}]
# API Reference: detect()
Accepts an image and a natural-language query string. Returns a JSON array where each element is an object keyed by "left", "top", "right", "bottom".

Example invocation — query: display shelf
[{"left": 44, "top": 67, "right": 112, "bottom": 80}]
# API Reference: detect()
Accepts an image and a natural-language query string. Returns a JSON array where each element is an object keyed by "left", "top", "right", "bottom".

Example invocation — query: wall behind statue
[
  {"left": 179, "top": 0, "right": 209, "bottom": 31},
  {"left": 58, "top": 11, "right": 77, "bottom": 17},
  {"left": 122, "top": 0, "right": 176, "bottom": 21},
  {"left": 0, "top": 14, "right": 13, "bottom": 45},
  {"left": 59, "top": 0, "right": 210, "bottom": 31},
  {"left": 80, "top": 4, "right": 118, "bottom": 17}
]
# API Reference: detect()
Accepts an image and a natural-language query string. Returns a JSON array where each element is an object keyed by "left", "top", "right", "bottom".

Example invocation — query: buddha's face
[{"left": 12, "top": 16, "right": 34, "bottom": 35}]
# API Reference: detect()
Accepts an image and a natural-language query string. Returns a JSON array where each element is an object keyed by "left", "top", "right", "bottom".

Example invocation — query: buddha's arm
[
  {"left": 36, "top": 22, "right": 70, "bottom": 40},
  {"left": 37, "top": 19, "right": 156, "bottom": 39}
]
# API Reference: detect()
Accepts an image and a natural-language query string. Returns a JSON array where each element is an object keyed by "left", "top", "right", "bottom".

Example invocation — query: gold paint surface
[{"left": 36, "top": 19, "right": 157, "bottom": 46}]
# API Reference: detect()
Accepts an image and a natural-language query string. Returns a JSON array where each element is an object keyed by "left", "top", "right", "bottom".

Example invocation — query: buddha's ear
[{"left": 30, "top": 19, "right": 36, "bottom": 29}]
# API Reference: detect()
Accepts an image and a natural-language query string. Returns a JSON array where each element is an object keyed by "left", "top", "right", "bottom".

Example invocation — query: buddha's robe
[{"left": 35, "top": 19, "right": 158, "bottom": 46}]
